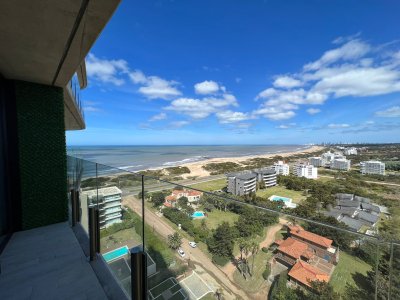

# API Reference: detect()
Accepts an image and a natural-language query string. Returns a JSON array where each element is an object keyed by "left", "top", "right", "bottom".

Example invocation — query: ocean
[{"left": 67, "top": 145, "right": 310, "bottom": 172}]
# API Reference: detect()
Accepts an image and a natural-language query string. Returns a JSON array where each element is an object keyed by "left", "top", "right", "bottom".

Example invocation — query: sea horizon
[{"left": 67, "top": 144, "right": 312, "bottom": 172}]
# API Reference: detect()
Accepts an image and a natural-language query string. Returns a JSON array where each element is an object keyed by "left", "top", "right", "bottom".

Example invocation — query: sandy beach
[{"left": 179, "top": 145, "right": 325, "bottom": 178}]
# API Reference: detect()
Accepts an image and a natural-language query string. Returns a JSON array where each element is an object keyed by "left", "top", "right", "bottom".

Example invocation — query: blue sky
[{"left": 67, "top": 0, "right": 400, "bottom": 145}]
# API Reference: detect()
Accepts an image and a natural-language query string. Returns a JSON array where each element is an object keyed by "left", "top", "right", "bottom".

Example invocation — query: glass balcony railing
[
  {"left": 67, "top": 155, "right": 400, "bottom": 300},
  {"left": 67, "top": 74, "right": 85, "bottom": 121}
]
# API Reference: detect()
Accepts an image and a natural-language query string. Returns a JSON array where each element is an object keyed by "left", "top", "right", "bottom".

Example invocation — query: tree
[
  {"left": 250, "top": 240, "right": 259, "bottom": 276},
  {"left": 178, "top": 196, "right": 188, "bottom": 207},
  {"left": 308, "top": 281, "right": 340, "bottom": 300},
  {"left": 208, "top": 222, "right": 236, "bottom": 258},
  {"left": 137, "top": 190, "right": 148, "bottom": 200},
  {"left": 215, "top": 288, "right": 224, "bottom": 300},
  {"left": 152, "top": 191, "right": 166, "bottom": 207},
  {"left": 167, "top": 232, "right": 182, "bottom": 250}
]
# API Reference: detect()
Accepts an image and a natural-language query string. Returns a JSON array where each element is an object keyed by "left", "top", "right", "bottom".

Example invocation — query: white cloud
[
  {"left": 235, "top": 77, "right": 242, "bottom": 83},
  {"left": 327, "top": 123, "right": 350, "bottom": 128},
  {"left": 273, "top": 76, "right": 302, "bottom": 88},
  {"left": 169, "top": 121, "right": 190, "bottom": 128},
  {"left": 304, "top": 39, "right": 371, "bottom": 71},
  {"left": 86, "top": 53, "right": 128, "bottom": 86},
  {"left": 129, "top": 70, "right": 181, "bottom": 100},
  {"left": 277, "top": 123, "right": 296, "bottom": 129},
  {"left": 165, "top": 93, "right": 238, "bottom": 119},
  {"left": 216, "top": 111, "right": 251, "bottom": 124},
  {"left": 194, "top": 80, "right": 220, "bottom": 94},
  {"left": 375, "top": 106, "right": 400, "bottom": 117},
  {"left": 306, "top": 108, "right": 321, "bottom": 115},
  {"left": 149, "top": 112, "right": 167, "bottom": 121},
  {"left": 255, "top": 37, "right": 400, "bottom": 122}
]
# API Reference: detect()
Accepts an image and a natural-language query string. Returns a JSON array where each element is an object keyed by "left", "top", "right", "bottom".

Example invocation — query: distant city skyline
[{"left": 67, "top": 0, "right": 400, "bottom": 145}]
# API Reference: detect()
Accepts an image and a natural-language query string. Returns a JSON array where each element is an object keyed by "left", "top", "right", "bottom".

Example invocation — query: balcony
[
  {"left": 63, "top": 155, "right": 400, "bottom": 299},
  {"left": 64, "top": 75, "right": 85, "bottom": 130}
]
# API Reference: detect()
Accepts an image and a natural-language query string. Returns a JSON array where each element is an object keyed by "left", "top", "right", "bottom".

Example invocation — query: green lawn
[
  {"left": 100, "top": 227, "right": 142, "bottom": 253},
  {"left": 256, "top": 185, "right": 306, "bottom": 203},
  {"left": 330, "top": 251, "right": 372, "bottom": 295},
  {"left": 193, "top": 209, "right": 239, "bottom": 229},
  {"left": 233, "top": 250, "right": 272, "bottom": 293},
  {"left": 188, "top": 178, "right": 227, "bottom": 192}
]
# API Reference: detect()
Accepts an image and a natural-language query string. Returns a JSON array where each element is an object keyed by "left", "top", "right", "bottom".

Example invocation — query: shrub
[
  {"left": 212, "top": 255, "right": 230, "bottom": 266},
  {"left": 262, "top": 247, "right": 269, "bottom": 253},
  {"left": 262, "top": 265, "right": 271, "bottom": 280}
]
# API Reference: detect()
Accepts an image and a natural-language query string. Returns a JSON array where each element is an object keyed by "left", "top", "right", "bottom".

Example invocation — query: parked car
[
  {"left": 178, "top": 249, "right": 185, "bottom": 257},
  {"left": 189, "top": 241, "right": 197, "bottom": 248}
]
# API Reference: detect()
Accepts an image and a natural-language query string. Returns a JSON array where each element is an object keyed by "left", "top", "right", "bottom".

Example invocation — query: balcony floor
[{"left": 0, "top": 222, "right": 107, "bottom": 300}]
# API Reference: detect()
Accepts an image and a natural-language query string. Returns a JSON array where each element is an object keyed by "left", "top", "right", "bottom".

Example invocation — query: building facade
[
  {"left": 82, "top": 186, "right": 123, "bottom": 229},
  {"left": 273, "top": 161, "right": 290, "bottom": 175},
  {"left": 360, "top": 161, "right": 385, "bottom": 175},
  {"left": 227, "top": 172, "right": 257, "bottom": 196},
  {"left": 293, "top": 163, "right": 318, "bottom": 179},
  {"left": 344, "top": 147, "right": 358, "bottom": 155},
  {"left": 254, "top": 168, "right": 277, "bottom": 187},
  {"left": 308, "top": 157, "right": 325, "bottom": 167},
  {"left": 331, "top": 158, "right": 351, "bottom": 171}
]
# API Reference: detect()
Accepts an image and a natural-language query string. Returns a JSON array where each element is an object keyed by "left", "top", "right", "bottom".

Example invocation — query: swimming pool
[
  {"left": 192, "top": 211, "right": 205, "bottom": 218},
  {"left": 270, "top": 195, "right": 292, "bottom": 203},
  {"left": 102, "top": 246, "right": 129, "bottom": 262}
]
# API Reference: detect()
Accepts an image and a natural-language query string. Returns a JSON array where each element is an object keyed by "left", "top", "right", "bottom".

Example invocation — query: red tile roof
[
  {"left": 171, "top": 189, "right": 202, "bottom": 197},
  {"left": 277, "top": 237, "right": 311, "bottom": 260},
  {"left": 165, "top": 195, "right": 177, "bottom": 202},
  {"left": 289, "top": 226, "right": 333, "bottom": 248},
  {"left": 288, "top": 260, "right": 330, "bottom": 288},
  {"left": 163, "top": 202, "right": 172, "bottom": 207}
]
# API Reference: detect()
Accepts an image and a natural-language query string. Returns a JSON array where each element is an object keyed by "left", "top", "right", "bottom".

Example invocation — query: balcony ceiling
[{"left": 0, "top": 0, "right": 120, "bottom": 87}]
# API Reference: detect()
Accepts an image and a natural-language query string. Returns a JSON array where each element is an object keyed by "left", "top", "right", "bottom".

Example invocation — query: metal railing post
[
  {"left": 75, "top": 190, "right": 81, "bottom": 223},
  {"left": 70, "top": 189, "right": 76, "bottom": 226},
  {"left": 141, "top": 175, "right": 145, "bottom": 249},
  {"left": 95, "top": 208, "right": 100, "bottom": 253},
  {"left": 131, "top": 246, "right": 147, "bottom": 300},
  {"left": 388, "top": 241, "right": 394, "bottom": 300},
  {"left": 89, "top": 204, "right": 97, "bottom": 261}
]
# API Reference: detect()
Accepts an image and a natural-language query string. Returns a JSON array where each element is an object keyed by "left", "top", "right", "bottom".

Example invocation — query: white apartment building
[
  {"left": 321, "top": 151, "right": 335, "bottom": 162},
  {"left": 308, "top": 157, "right": 325, "bottom": 167},
  {"left": 360, "top": 161, "right": 385, "bottom": 175},
  {"left": 81, "top": 186, "right": 123, "bottom": 229},
  {"left": 293, "top": 163, "right": 318, "bottom": 179},
  {"left": 273, "top": 161, "right": 290, "bottom": 175},
  {"left": 227, "top": 172, "right": 257, "bottom": 196},
  {"left": 331, "top": 158, "right": 351, "bottom": 171},
  {"left": 344, "top": 147, "right": 358, "bottom": 155}
]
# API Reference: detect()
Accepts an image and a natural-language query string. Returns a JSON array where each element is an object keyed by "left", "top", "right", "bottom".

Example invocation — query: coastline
[{"left": 178, "top": 145, "right": 324, "bottom": 178}]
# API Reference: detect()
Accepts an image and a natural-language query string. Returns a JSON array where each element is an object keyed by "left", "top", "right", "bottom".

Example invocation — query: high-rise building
[
  {"left": 360, "top": 161, "right": 385, "bottom": 175},
  {"left": 308, "top": 157, "right": 325, "bottom": 167}
]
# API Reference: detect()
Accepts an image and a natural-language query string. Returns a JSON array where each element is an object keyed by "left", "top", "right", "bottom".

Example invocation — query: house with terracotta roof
[
  {"left": 271, "top": 225, "right": 337, "bottom": 291},
  {"left": 163, "top": 189, "right": 203, "bottom": 207},
  {"left": 288, "top": 260, "right": 330, "bottom": 289},
  {"left": 287, "top": 225, "right": 338, "bottom": 264}
]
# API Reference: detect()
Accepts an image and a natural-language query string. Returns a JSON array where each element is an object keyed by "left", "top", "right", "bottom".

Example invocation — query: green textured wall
[{"left": 15, "top": 80, "right": 68, "bottom": 230}]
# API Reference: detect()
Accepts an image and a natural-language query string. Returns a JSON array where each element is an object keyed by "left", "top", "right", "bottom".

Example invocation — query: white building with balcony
[
  {"left": 273, "top": 161, "right": 290, "bottom": 175},
  {"left": 344, "top": 147, "right": 358, "bottom": 155},
  {"left": 331, "top": 158, "right": 351, "bottom": 171},
  {"left": 227, "top": 172, "right": 257, "bottom": 196},
  {"left": 82, "top": 186, "right": 123, "bottom": 229},
  {"left": 308, "top": 157, "right": 325, "bottom": 167},
  {"left": 360, "top": 161, "right": 385, "bottom": 175},
  {"left": 293, "top": 163, "right": 318, "bottom": 179},
  {"left": 254, "top": 168, "right": 277, "bottom": 187}
]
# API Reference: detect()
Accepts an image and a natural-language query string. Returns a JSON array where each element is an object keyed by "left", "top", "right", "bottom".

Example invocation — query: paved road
[
  {"left": 122, "top": 195, "right": 249, "bottom": 300},
  {"left": 319, "top": 175, "right": 400, "bottom": 187},
  {"left": 122, "top": 174, "right": 226, "bottom": 195}
]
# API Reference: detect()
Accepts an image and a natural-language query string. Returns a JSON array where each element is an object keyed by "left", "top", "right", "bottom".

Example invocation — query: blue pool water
[
  {"left": 192, "top": 211, "right": 205, "bottom": 218},
  {"left": 271, "top": 196, "right": 291, "bottom": 203},
  {"left": 103, "top": 246, "right": 129, "bottom": 262}
]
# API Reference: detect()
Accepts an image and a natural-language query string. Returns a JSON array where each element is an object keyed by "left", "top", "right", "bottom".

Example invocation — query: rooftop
[
  {"left": 288, "top": 260, "right": 330, "bottom": 288},
  {"left": 339, "top": 216, "right": 365, "bottom": 231},
  {"left": 277, "top": 237, "right": 311, "bottom": 260},
  {"left": 82, "top": 186, "right": 122, "bottom": 197},
  {"left": 289, "top": 226, "right": 333, "bottom": 248}
]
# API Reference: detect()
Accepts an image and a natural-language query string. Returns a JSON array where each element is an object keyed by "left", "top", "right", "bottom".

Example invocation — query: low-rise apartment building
[
  {"left": 254, "top": 167, "right": 277, "bottom": 187},
  {"left": 82, "top": 186, "right": 123, "bottom": 229},
  {"left": 227, "top": 172, "right": 257, "bottom": 196},
  {"left": 308, "top": 157, "right": 325, "bottom": 167},
  {"left": 344, "top": 147, "right": 358, "bottom": 155},
  {"left": 293, "top": 163, "right": 318, "bottom": 179},
  {"left": 331, "top": 158, "right": 351, "bottom": 171},
  {"left": 360, "top": 160, "right": 385, "bottom": 175},
  {"left": 273, "top": 161, "right": 290, "bottom": 175}
]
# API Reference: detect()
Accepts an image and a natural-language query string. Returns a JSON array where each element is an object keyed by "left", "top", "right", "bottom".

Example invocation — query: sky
[{"left": 67, "top": 0, "right": 400, "bottom": 145}]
